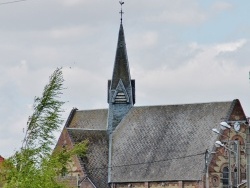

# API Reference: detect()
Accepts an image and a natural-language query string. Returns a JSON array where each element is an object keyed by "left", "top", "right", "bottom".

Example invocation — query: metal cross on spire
[{"left": 119, "top": 1, "right": 124, "bottom": 23}]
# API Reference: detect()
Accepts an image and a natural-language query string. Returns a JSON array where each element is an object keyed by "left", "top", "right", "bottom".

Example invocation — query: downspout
[{"left": 108, "top": 132, "right": 113, "bottom": 184}]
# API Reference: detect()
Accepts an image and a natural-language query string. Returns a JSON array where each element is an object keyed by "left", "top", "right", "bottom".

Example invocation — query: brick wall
[{"left": 112, "top": 181, "right": 202, "bottom": 188}]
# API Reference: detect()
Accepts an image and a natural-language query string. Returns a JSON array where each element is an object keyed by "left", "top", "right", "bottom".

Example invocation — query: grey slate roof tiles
[
  {"left": 69, "top": 109, "right": 108, "bottom": 130},
  {"left": 111, "top": 23, "right": 131, "bottom": 90},
  {"left": 66, "top": 101, "right": 235, "bottom": 185},
  {"left": 67, "top": 129, "right": 109, "bottom": 188},
  {"left": 111, "top": 102, "right": 232, "bottom": 182}
]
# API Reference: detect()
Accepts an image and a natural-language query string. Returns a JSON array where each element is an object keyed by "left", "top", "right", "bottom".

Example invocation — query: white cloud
[
  {"left": 145, "top": 1, "right": 207, "bottom": 25},
  {"left": 152, "top": 9, "right": 206, "bottom": 25},
  {"left": 62, "top": 66, "right": 107, "bottom": 109},
  {"left": 212, "top": 1, "right": 233, "bottom": 11},
  {"left": 135, "top": 39, "right": 250, "bottom": 108},
  {"left": 215, "top": 39, "right": 247, "bottom": 53},
  {"left": 142, "top": 1, "right": 233, "bottom": 26},
  {"left": 129, "top": 31, "right": 158, "bottom": 50},
  {"left": 59, "top": 0, "right": 90, "bottom": 6},
  {"left": 49, "top": 26, "right": 96, "bottom": 39}
]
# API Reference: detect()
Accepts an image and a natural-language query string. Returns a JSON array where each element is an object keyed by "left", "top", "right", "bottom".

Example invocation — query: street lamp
[
  {"left": 215, "top": 140, "right": 239, "bottom": 188},
  {"left": 220, "top": 121, "right": 242, "bottom": 132},
  {"left": 215, "top": 140, "right": 224, "bottom": 147},
  {"left": 212, "top": 121, "right": 249, "bottom": 187},
  {"left": 212, "top": 128, "right": 230, "bottom": 138},
  {"left": 215, "top": 141, "right": 236, "bottom": 153},
  {"left": 218, "top": 121, "right": 249, "bottom": 188},
  {"left": 220, "top": 122, "right": 231, "bottom": 130},
  {"left": 212, "top": 128, "right": 220, "bottom": 134}
]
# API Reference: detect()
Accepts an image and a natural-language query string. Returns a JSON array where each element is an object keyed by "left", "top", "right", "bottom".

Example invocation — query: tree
[{"left": 0, "top": 68, "right": 87, "bottom": 188}]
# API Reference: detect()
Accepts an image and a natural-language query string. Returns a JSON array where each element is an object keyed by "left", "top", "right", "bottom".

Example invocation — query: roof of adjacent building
[
  {"left": 64, "top": 100, "right": 247, "bottom": 185},
  {"left": 0, "top": 156, "right": 4, "bottom": 163}
]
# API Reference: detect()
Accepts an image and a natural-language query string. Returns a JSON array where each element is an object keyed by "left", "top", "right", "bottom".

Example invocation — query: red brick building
[{"left": 0, "top": 156, "right": 4, "bottom": 164}]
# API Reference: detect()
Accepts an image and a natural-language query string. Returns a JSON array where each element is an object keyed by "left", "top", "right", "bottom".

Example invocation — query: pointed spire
[
  {"left": 107, "top": 2, "right": 135, "bottom": 133},
  {"left": 110, "top": 23, "right": 131, "bottom": 91}
]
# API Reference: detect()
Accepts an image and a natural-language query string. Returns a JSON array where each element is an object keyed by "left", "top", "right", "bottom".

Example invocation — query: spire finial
[{"left": 119, "top": 1, "right": 124, "bottom": 23}]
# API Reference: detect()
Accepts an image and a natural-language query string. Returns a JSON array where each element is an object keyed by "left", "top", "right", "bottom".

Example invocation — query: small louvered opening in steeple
[{"left": 114, "top": 92, "right": 127, "bottom": 103}]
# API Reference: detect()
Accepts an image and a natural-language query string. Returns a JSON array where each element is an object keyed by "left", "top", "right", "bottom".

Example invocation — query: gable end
[{"left": 228, "top": 99, "right": 247, "bottom": 122}]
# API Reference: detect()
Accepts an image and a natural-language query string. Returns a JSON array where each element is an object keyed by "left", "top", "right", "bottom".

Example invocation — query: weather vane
[{"left": 119, "top": 1, "right": 124, "bottom": 23}]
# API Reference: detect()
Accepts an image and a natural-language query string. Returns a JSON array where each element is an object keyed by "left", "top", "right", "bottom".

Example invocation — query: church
[{"left": 56, "top": 4, "right": 249, "bottom": 188}]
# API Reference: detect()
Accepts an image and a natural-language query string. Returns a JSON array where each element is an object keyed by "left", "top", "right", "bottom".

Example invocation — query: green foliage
[
  {"left": 0, "top": 68, "right": 88, "bottom": 188},
  {"left": 53, "top": 140, "right": 88, "bottom": 176},
  {"left": 23, "top": 68, "right": 65, "bottom": 157}
]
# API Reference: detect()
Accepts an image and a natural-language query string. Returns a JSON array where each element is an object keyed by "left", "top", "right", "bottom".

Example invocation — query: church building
[{"left": 56, "top": 4, "right": 249, "bottom": 188}]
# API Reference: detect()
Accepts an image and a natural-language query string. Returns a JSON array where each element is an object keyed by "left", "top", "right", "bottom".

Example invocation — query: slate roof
[
  {"left": 110, "top": 101, "right": 233, "bottom": 182},
  {"left": 68, "top": 109, "right": 108, "bottom": 130},
  {"left": 67, "top": 129, "right": 109, "bottom": 188},
  {"left": 110, "top": 23, "right": 131, "bottom": 90},
  {"left": 64, "top": 100, "right": 240, "bottom": 185}
]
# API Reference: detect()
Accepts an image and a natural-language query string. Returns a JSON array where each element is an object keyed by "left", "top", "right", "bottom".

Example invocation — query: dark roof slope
[
  {"left": 68, "top": 129, "right": 109, "bottom": 188},
  {"left": 110, "top": 101, "right": 233, "bottom": 182},
  {"left": 68, "top": 109, "right": 108, "bottom": 130},
  {"left": 110, "top": 23, "right": 131, "bottom": 90}
]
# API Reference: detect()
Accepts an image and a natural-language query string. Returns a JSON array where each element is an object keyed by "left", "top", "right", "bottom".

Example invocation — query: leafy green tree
[{"left": 0, "top": 68, "right": 87, "bottom": 188}]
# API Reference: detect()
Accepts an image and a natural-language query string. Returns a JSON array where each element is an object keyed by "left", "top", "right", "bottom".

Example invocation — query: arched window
[
  {"left": 232, "top": 135, "right": 244, "bottom": 145},
  {"left": 222, "top": 166, "right": 229, "bottom": 187}
]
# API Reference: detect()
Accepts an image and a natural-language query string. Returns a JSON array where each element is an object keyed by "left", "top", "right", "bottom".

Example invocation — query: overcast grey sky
[{"left": 0, "top": 0, "right": 249, "bottom": 157}]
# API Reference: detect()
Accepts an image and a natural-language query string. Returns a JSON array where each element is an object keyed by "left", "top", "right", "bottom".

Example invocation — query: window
[{"left": 222, "top": 166, "right": 229, "bottom": 187}]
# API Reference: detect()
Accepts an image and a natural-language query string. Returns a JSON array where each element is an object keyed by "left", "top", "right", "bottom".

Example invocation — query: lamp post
[
  {"left": 204, "top": 149, "right": 217, "bottom": 188},
  {"left": 205, "top": 149, "right": 209, "bottom": 188}
]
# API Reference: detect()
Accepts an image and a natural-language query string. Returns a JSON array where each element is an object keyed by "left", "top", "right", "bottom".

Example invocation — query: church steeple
[
  {"left": 107, "top": 2, "right": 135, "bottom": 182},
  {"left": 107, "top": 20, "right": 135, "bottom": 133},
  {"left": 110, "top": 23, "right": 133, "bottom": 96}
]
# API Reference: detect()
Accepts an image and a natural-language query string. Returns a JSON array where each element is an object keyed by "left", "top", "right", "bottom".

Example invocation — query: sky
[{"left": 0, "top": 0, "right": 249, "bottom": 157}]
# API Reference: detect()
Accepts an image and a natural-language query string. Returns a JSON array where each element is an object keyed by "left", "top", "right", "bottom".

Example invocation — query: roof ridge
[
  {"left": 132, "top": 100, "right": 233, "bottom": 108},
  {"left": 67, "top": 128, "right": 107, "bottom": 131},
  {"left": 76, "top": 108, "right": 108, "bottom": 112},
  {"left": 65, "top": 108, "right": 78, "bottom": 128},
  {"left": 225, "top": 99, "right": 237, "bottom": 121}
]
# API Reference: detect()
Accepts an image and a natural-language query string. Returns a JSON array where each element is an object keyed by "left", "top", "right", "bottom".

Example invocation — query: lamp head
[
  {"left": 215, "top": 140, "right": 224, "bottom": 148},
  {"left": 220, "top": 122, "right": 231, "bottom": 130},
  {"left": 212, "top": 128, "right": 220, "bottom": 134}
]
